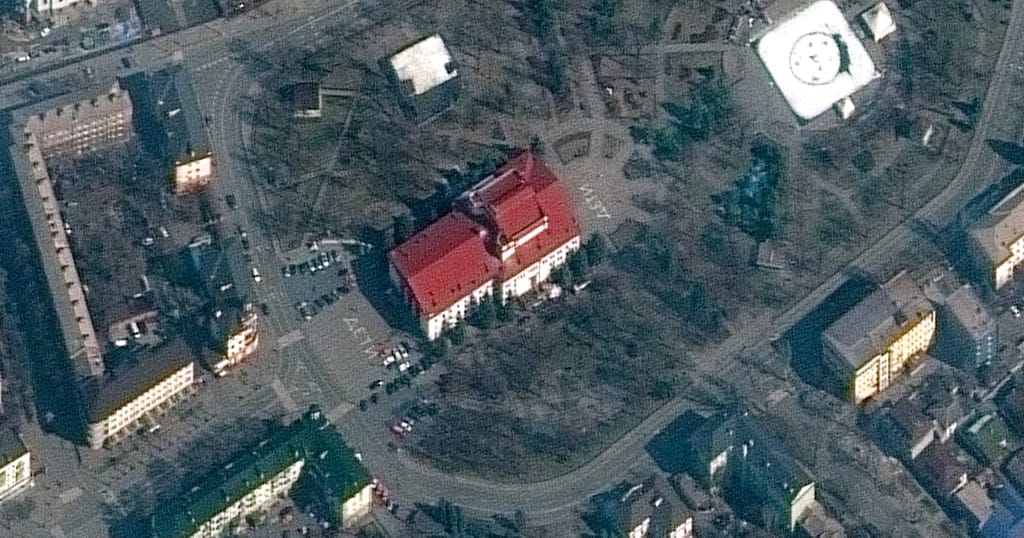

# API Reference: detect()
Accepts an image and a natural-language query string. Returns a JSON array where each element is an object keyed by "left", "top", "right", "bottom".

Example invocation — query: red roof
[
  {"left": 389, "top": 151, "right": 581, "bottom": 317},
  {"left": 472, "top": 152, "right": 581, "bottom": 279},
  {"left": 388, "top": 212, "right": 498, "bottom": 316}
]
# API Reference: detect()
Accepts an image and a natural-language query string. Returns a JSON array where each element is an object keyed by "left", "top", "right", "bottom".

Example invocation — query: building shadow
[
  {"left": 347, "top": 227, "right": 419, "bottom": 336},
  {"left": 0, "top": 118, "right": 87, "bottom": 445},
  {"left": 783, "top": 276, "right": 876, "bottom": 399}
]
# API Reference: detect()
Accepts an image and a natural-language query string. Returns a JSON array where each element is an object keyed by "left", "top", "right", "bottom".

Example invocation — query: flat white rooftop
[
  {"left": 389, "top": 34, "right": 457, "bottom": 96},
  {"left": 756, "top": 0, "right": 877, "bottom": 120}
]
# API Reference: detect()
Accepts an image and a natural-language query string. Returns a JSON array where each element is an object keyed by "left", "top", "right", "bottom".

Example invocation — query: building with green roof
[{"left": 151, "top": 407, "right": 373, "bottom": 538}]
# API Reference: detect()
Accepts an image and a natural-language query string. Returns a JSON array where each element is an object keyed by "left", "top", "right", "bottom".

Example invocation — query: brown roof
[{"left": 85, "top": 339, "right": 193, "bottom": 422}]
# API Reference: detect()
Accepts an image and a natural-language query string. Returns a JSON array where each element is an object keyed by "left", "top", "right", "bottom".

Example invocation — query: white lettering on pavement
[{"left": 578, "top": 184, "right": 613, "bottom": 219}]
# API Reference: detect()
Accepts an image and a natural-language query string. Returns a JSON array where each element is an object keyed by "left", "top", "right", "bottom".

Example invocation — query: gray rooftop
[
  {"left": 971, "top": 183, "right": 1024, "bottom": 265},
  {"left": 6, "top": 85, "right": 129, "bottom": 380},
  {"left": 145, "top": 67, "right": 212, "bottom": 164},
  {"left": 823, "top": 272, "right": 933, "bottom": 369},
  {"left": 943, "top": 284, "right": 994, "bottom": 338},
  {"left": 0, "top": 429, "right": 27, "bottom": 468}
]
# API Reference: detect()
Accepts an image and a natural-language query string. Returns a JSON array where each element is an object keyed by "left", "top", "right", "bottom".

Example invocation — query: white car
[
  {"left": 398, "top": 361, "right": 411, "bottom": 372},
  {"left": 382, "top": 355, "right": 396, "bottom": 367},
  {"left": 1012, "top": 305, "right": 1022, "bottom": 318},
  {"left": 397, "top": 343, "right": 409, "bottom": 359},
  {"left": 251, "top": 267, "right": 262, "bottom": 283}
]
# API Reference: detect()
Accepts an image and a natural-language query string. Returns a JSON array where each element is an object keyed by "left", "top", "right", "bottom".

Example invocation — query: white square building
[{"left": 755, "top": 0, "right": 878, "bottom": 121}]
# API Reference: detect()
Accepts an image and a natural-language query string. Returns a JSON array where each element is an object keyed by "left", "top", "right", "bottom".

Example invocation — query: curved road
[
  {"left": 4, "top": 0, "right": 1022, "bottom": 528},
  {"left": 194, "top": 0, "right": 1024, "bottom": 526}
]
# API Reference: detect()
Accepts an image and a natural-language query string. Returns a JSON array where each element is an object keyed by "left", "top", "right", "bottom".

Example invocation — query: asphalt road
[{"left": 6, "top": 0, "right": 1024, "bottom": 530}]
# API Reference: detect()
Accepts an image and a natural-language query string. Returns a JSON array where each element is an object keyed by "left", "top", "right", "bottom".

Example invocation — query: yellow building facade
[
  {"left": 214, "top": 308, "right": 259, "bottom": 376},
  {"left": 823, "top": 271, "right": 935, "bottom": 404},
  {"left": 971, "top": 184, "right": 1024, "bottom": 290},
  {"left": 172, "top": 154, "right": 215, "bottom": 195},
  {"left": 852, "top": 310, "right": 937, "bottom": 403}
]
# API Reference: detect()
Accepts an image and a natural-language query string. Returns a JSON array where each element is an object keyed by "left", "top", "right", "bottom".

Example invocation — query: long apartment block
[
  {"left": 6, "top": 81, "right": 198, "bottom": 449},
  {"left": 152, "top": 407, "right": 374, "bottom": 538},
  {"left": 822, "top": 271, "right": 936, "bottom": 403}
]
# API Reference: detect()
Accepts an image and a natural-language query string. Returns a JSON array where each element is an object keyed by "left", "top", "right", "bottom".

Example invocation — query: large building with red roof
[{"left": 389, "top": 151, "right": 581, "bottom": 339}]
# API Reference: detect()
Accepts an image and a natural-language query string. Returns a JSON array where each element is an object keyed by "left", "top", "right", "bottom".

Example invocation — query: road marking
[
  {"left": 276, "top": 329, "right": 303, "bottom": 349},
  {"left": 58, "top": 487, "right": 83, "bottom": 505},
  {"left": 271, "top": 378, "right": 299, "bottom": 413},
  {"left": 343, "top": 317, "right": 383, "bottom": 359},
  {"left": 325, "top": 402, "right": 353, "bottom": 423},
  {"left": 578, "top": 184, "right": 613, "bottom": 219}
]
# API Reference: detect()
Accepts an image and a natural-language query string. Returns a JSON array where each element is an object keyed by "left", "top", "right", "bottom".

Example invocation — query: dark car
[
  {"left": 260, "top": 303, "right": 269, "bottom": 316},
  {"left": 225, "top": 194, "right": 237, "bottom": 209},
  {"left": 121, "top": 57, "right": 131, "bottom": 69}
]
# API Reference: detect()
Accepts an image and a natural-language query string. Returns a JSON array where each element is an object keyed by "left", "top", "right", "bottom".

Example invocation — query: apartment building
[
  {"left": 823, "top": 272, "right": 936, "bottom": 403},
  {"left": 25, "top": 0, "right": 94, "bottom": 15},
  {"left": 153, "top": 407, "right": 373, "bottom": 537},
  {"left": 85, "top": 342, "right": 195, "bottom": 449},
  {"left": 138, "top": 68, "right": 215, "bottom": 195},
  {"left": 389, "top": 151, "right": 581, "bottom": 340},
  {"left": 8, "top": 82, "right": 201, "bottom": 450},
  {"left": 588, "top": 477, "right": 693, "bottom": 538},
  {"left": 23, "top": 82, "right": 133, "bottom": 159},
  {"left": 212, "top": 306, "right": 259, "bottom": 376},
  {"left": 734, "top": 438, "right": 816, "bottom": 534},
  {"left": 0, "top": 431, "right": 32, "bottom": 503},
  {"left": 937, "top": 285, "right": 997, "bottom": 370},
  {"left": 971, "top": 184, "right": 1024, "bottom": 290}
]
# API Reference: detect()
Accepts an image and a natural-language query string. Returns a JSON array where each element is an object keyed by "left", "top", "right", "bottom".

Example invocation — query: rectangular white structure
[{"left": 756, "top": 0, "right": 877, "bottom": 120}]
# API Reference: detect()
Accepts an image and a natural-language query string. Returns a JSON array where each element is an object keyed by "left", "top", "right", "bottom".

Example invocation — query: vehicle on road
[{"left": 251, "top": 266, "right": 261, "bottom": 283}]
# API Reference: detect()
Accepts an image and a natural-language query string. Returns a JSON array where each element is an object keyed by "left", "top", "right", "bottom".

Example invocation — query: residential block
[
  {"left": 822, "top": 271, "right": 936, "bottom": 403},
  {"left": 971, "top": 184, "right": 1024, "bottom": 290},
  {"left": 152, "top": 407, "right": 373, "bottom": 538}
]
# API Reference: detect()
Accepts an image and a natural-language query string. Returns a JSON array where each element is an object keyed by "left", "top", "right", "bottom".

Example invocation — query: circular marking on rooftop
[{"left": 789, "top": 32, "right": 841, "bottom": 85}]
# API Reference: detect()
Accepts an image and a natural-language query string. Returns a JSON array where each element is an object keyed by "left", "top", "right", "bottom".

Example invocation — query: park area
[{"left": 236, "top": 0, "right": 1008, "bottom": 479}]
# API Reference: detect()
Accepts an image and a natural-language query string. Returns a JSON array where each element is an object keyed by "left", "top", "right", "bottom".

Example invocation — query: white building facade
[
  {"left": 0, "top": 451, "right": 32, "bottom": 502},
  {"left": 189, "top": 460, "right": 305, "bottom": 538},
  {"left": 88, "top": 361, "right": 195, "bottom": 448}
]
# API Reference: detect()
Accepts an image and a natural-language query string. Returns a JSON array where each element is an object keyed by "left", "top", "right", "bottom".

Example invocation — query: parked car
[
  {"left": 1013, "top": 305, "right": 1022, "bottom": 318},
  {"left": 225, "top": 194, "right": 237, "bottom": 209},
  {"left": 251, "top": 267, "right": 261, "bottom": 283},
  {"left": 398, "top": 361, "right": 411, "bottom": 372},
  {"left": 397, "top": 343, "right": 409, "bottom": 359},
  {"left": 382, "top": 355, "right": 397, "bottom": 367},
  {"left": 282, "top": 266, "right": 292, "bottom": 278},
  {"left": 369, "top": 379, "right": 384, "bottom": 389}
]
